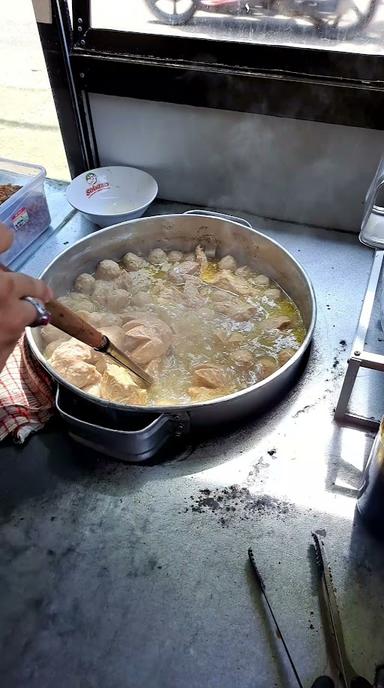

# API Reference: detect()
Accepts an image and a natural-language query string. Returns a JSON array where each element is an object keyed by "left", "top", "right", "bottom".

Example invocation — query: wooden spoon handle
[{"left": 46, "top": 300, "right": 105, "bottom": 350}]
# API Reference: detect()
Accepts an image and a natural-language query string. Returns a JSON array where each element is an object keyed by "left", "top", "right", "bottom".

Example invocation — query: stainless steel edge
[{"left": 183, "top": 209, "right": 252, "bottom": 229}]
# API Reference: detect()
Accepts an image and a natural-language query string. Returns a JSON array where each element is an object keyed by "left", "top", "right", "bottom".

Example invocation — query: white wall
[{"left": 90, "top": 93, "right": 384, "bottom": 231}]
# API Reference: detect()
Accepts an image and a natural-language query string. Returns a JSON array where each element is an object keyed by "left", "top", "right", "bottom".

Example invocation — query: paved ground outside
[
  {"left": 0, "top": 0, "right": 69, "bottom": 181},
  {"left": 1, "top": 0, "right": 383, "bottom": 184}
]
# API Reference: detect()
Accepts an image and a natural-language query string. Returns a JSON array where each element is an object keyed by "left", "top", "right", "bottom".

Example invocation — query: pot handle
[
  {"left": 184, "top": 209, "right": 252, "bottom": 229},
  {"left": 55, "top": 387, "right": 190, "bottom": 463}
]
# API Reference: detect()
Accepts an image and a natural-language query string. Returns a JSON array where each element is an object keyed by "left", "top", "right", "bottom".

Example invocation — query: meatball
[
  {"left": 188, "top": 386, "right": 223, "bottom": 402},
  {"left": 105, "top": 288, "right": 130, "bottom": 313},
  {"left": 57, "top": 295, "right": 97, "bottom": 313},
  {"left": 100, "top": 325, "right": 129, "bottom": 353},
  {"left": 95, "top": 259, "right": 121, "bottom": 281},
  {"left": 100, "top": 363, "right": 148, "bottom": 405},
  {"left": 211, "top": 270, "right": 252, "bottom": 296},
  {"left": 49, "top": 340, "right": 100, "bottom": 389},
  {"left": 254, "top": 274, "right": 270, "bottom": 288},
  {"left": 115, "top": 271, "right": 132, "bottom": 291},
  {"left": 218, "top": 255, "right": 237, "bottom": 271},
  {"left": 168, "top": 261, "right": 199, "bottom": 284},
  {"left": 261, "top": 315, "right": 292, "bottom": 332},
  {"left": 278, "top": 348, "right": 296, "bottom": 366},
  {"left": 192, "top": 364, "right": 227, "bottom": 389},
  {"left": 122, "top": 252, "right": 148, "bottom": 271},
  {"left": 256, "top": 356, "right": 278, "bottom": 380},
  {"left": 148, "top": 248, "right": 167, "bottom": 265},
  {"left": 168, "top": 250, "right": 184, "bottom": 263},
  {"left": 264, "top": 288, "right": 281, "bottom": 301},
  {"left": 235, "top": 266, "right": 252, "bottom": 278},
  {"left": 129, "top": 269, "right": 152, "bottom": 294},
  {"left": 132, "top": 291, "right": 152, "bottom": 307},
  {"left": 44, "top": 340, "right": 64, "bottom": 358},
  {"left": 84, "top": 312, "right": 122, "bottom": 328},
  {"left": 230, "top": 350, "right": 253, "bottom": 367},
  {"left": 83, "top": 382, "right": 101, "bottom": 398},
  {"left": 73, "top": 273, "right": 95, "bottom": 295}
]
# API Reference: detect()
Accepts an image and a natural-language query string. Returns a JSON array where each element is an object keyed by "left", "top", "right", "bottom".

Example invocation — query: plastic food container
[{"left": 0, "top": 157, "right": 51, "bottom": 265}]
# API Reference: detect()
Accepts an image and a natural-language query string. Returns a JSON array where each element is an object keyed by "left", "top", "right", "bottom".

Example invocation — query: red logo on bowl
[{"left": 85, "top": 172, "right": 110, "bottom": 198}]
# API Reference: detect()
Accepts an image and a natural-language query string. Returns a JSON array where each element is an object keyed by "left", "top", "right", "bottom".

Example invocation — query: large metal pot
[{"left": 27, "top": 212, "right": 316, "bottom": 462}]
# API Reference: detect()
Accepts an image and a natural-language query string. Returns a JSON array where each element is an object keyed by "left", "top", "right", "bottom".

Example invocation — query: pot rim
[{"left": 27, "top": 213, "right": 317, "bottom": 414}]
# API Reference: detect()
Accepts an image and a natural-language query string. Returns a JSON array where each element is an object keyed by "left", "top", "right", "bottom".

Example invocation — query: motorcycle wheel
[
  {"left": 313, "top": 0, "right": 379, "bottom": 37},
  {"left": 145, "top": 0, "right": 197, "bottom": 25}
]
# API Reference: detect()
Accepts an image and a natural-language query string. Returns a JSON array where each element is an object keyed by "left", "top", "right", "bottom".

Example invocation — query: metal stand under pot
[{"left": 335, "top": 157, "right": 384, "bottom": 432}]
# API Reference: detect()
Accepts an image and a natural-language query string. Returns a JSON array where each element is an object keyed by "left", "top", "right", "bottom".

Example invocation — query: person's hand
[{"left": 0, "top": 223, "right": 53, "bottom": 372}]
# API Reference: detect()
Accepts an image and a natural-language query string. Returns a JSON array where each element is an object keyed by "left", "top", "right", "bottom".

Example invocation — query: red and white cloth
[{"left": 0, "top": 336, "right": 54, "bottom": 443}]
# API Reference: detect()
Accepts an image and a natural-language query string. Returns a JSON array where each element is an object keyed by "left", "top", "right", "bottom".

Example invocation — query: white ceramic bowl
[{"left": 66, "top": 166, "right": 158, "bottom": 228}]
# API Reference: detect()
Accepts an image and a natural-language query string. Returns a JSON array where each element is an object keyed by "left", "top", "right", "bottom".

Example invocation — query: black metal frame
[{"left": 35, "top": 0, "right": 384, "bottom": 177}]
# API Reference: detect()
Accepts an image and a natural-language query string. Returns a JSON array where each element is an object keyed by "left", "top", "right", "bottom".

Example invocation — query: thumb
[{"left": 0, "top": 223, "right": 13, "bottom": 254}]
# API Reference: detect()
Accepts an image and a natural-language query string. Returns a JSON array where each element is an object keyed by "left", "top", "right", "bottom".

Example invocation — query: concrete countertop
[{"left": 1, "top": 184, "right": 383, "bottom": 688}]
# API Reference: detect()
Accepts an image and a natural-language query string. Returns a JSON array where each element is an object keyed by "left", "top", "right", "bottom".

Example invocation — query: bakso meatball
[
  {"left": 132, "top": 291, "right": 152, "bottom": 307},
  {"left": 262, "top": 315, "right": 292, "bottom": 332},
  {"left": 92, "top": 281, "right": 111, "bottom": 307},
  {"left": 148, "top": 248, "right": 168, "bottom": 265},
  {"left": 130, "top": 269, "right": 152, "bottom": 294},
  {"left": 168, "top": 250, "right": 184, "bottom": 263},
  {"left": 115, "top": 271, "right": 132, "bottom": 291},
  {"left": 264, "top": 288, "right": 281, "bottom": 301},
  {"left": 44, "top": 340, "right": 64, "bottom": 358},
  {"left": 122, "top": 252, "right": 148, "bottom": 271},
  {"left": 254, "top": 274, "right": 270, "bottom": 288},
  {"left": 105, "top": 288, "right": 131, "bottom": 313},
  {"left": 192, "top": 364, "right": 227, "bottom": 389},
  {"left": 48, "top": 340, "right": 101, "bottom": 389},
  {"left": 95, "top": 259, "right": 121, "bottom": 281},
  {"left": 73, "top": 273, "right": 95, "bottom": 295},
  {"left": 257, "top": 356, "right": 278, "bottom": 380},
  {"left": 168, "top": 261, "right": 199, "bottom": 284},
  {"left": 278, "top": 348, "right": 296, "bottom": 366},
  {"left": 100, "top": 363, "right": 148, "bottom": 405},
  {"left": 83, "top": 383, "right": 101, "bottom": 398},
  {"left": 218, "top": 255, "right": 237, "bottom": 272},
  {"left": 100, "top": 326, "right": 129, "bottom": 353},
  {"left": 57, "top": 295, "right": 97, "bottom": 313},
  {"left": 235, "top": 266, "right": 252, "bottom": 278},
  {"left": 84, "top": 312, "right": 122, "bottom": 328},
  {"left": 230, "top": 350, "right": 253, "bottom": 368}
]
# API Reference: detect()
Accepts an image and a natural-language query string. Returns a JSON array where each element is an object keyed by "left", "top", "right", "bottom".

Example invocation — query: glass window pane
[{"left": 91, "top": 0, "right": 384, "bottom": 56}]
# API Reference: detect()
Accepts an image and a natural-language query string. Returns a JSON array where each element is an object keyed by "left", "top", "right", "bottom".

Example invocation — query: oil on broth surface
[{"left": 43, "top": 247, "right": 306, "bottom": 407}]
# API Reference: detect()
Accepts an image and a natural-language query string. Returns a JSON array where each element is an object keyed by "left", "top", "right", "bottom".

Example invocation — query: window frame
[
  {"left": 72, "top": 0, "right": 384, "bottom": 128},
  {"left": 37, "top": 0, "right": 384, "bottom": 177}
]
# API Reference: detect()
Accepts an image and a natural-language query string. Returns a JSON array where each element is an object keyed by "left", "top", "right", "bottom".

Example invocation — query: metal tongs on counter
[
  {"left": 2, "top": 265, "right": 152, "bottom": 386},
  {"left": 248, "top": 540, "right": 383, "bottom": 688},
  {"left": 311, "top": 533, "right": 374, "bottom": 688}
]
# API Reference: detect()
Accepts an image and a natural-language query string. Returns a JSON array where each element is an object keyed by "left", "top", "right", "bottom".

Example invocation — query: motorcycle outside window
[{"left": 91, "top": 0, "right": 382, "bottom": 55}]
